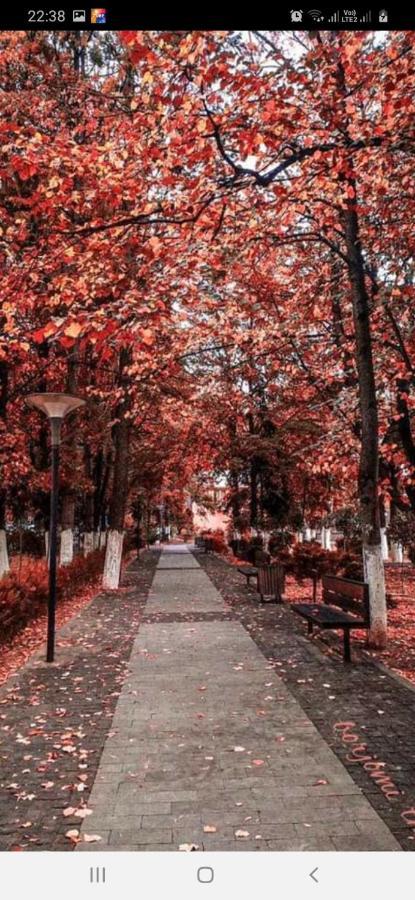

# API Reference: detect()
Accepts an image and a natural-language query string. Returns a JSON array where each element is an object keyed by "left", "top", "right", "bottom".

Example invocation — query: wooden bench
[
  {"left": 291, "top": 574, "right": 370, "bottom": 663},
  {"left": 258, "top": 564, "right": 285, "bottom": 603},
  {"left": 237, "top": 564, "right": 285, "bottom": 603},
  {"left": 237, "top": 565, "right": 258, "bottom": 586}
]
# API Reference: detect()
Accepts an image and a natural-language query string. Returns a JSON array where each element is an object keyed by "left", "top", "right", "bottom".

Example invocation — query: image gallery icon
[
  {"left": 73, "top": 9, "right": 86, "bottom": 21},
  {"left": 91, "top": 8, "right": 107, "bottom": 23}
]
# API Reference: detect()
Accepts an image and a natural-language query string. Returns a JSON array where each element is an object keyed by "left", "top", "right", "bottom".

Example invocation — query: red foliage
[
  {"left": 200, "top": 529, "right": 227, "bottom": 554},
  {"left": 0, "top": 552, "right": 105, "bottom": 644},
  {"left": 274, "top": 542, "right": 363, "bottom": 581}
]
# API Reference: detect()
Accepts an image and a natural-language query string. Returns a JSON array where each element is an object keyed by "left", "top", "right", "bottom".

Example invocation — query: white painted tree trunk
[
  {"left": 0, "top": 529, "right": 10, "bottom": 578},
  {"left": 83, "top": 532, "right": 94, "bottom": 557},
  {"left": 320, "top": 527, "right": 326, "bottom": 549},
  {"left": 390, "top": 541, "right": 403, "bottom": 563},
  {"left": 102, "top": 530, "right": 124, "bottom": 589},
  {"left": 380, "top": 527, "right": 389, "bottom": 561},
  {"left": 93, "top": 531, "right": 100, "bottom": 550},
  {"left": 99, "top": 530, "right": 107, "bottom": 549},
  {"left": 305, "top": 527, "right": 312, "bottom": 541},
  {"left": 263, "top": 531, "right": 270, "bottom": 552},
  {"left": 296, "top": 531, "right": 303, "bottom": 543},
  {"left": 363, "top": 543, "right": 387, "bottom": 648},
  {"left": 45, "top": 531, "right": 49, "bottom": 561},
  {"left": 325, "top": 527, "right": 332, "bottom": 551},
  {"left": 60, "top": 528, "right": 74, "bottom": 566}
]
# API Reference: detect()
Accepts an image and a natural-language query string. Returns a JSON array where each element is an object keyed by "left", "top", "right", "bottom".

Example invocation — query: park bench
[
  {"left": 237, "top": 563, "right": 285, "bottom": 603},
  {"left": 291, "top": 574, "right": 370, "bottom": 663},
  {"left": 194, "top": 536, "right": 205, "bottom": 549},
  {"left": 237, "top": 565, "right": 258, "bottom": 587}
]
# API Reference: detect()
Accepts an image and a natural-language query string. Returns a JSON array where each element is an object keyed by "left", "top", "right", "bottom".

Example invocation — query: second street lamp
[{"left": 26, "top": 393, "right": 85, "bottom": 663}]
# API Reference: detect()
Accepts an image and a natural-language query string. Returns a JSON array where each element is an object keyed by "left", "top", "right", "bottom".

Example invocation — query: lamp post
[{"left": 26, "top": 393, "right": 85, "bottom": 662}]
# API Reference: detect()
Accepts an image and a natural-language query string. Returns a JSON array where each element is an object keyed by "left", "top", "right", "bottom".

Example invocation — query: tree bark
[
  {"left": 82, "top": 446, "right": 94, "bottom": 556},
  {"left": 103, "top": 348, "right": 131, "bottom": 589},
  {"left": 0, "top": 362, "right": 9, "bottom": 577},
  {"left": 331, "top": 46, "right": 387, "bottom": 646},
  {"left": 59, "top": 347, "right": 78, "bottom": 566},
  {"left": 343, "top": 187, "right": 387, "bottom": 647}
]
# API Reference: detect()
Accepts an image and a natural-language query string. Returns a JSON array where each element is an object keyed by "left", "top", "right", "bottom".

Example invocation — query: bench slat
[
  {"left": 322, "top": 575, "right": 370, "bottom": 623},
  {"left": 292, "top": 603, "right": 366, "bottom": 628},
  {"left": 257, "top": 564, "right": 285, "bottom": 602}
]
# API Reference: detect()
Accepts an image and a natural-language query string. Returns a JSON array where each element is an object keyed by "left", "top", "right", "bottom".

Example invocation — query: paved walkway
[{"left": 78, "top": 545, "right": 399, "bottom": 851}]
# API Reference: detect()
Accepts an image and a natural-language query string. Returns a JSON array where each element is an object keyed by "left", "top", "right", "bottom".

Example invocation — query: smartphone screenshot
[{"left": 0, "top": 6, "right": 414, "bottom": 898}]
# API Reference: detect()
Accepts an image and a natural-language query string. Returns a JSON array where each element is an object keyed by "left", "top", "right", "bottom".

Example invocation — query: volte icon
[{"left": 90, "top": 867, "right": 106, "bottom": 884}]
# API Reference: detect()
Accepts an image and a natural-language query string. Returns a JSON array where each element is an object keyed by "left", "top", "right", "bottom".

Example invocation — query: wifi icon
[{"left": 308, "top": 9, "right": 325, "bottom": 20}]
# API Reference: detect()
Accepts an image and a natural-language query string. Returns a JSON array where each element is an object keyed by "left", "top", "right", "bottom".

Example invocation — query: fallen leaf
[{"left": 65, "top": 829, "right": 80, "bottom": 842}]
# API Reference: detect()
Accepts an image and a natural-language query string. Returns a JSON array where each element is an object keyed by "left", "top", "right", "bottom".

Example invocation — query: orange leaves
[
  {"left": 10, "top": 156, "right": 38, "bottom": 181},
  {"left": 31, "top": 322, "right": 57, "bottom": 344},
  {"left": 140, "top": 329, "right": 155, "bottom": 347},
  {"left": 64, "top": 321, "right": 83, "bottom": 339}
]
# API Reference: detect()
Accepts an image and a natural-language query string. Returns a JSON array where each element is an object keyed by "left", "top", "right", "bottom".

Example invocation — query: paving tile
[{"left": 76, "top": 545, "right": 399, "bottom": 852}]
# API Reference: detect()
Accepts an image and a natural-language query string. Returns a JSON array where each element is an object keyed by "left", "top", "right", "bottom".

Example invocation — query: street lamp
[{"left": 26, "top": 393, "right": 85, "bottom": 662}]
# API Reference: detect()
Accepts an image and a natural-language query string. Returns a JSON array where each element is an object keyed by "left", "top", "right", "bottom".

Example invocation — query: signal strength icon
[
  {"left": 328, "top": 10, "right": 340, "bottom": 21},
  {"left": 360, "top": 10, "right": 371, "bottom": 21},
  {"left": 308, "top": 9, "right": 325, "bottom": 20}
]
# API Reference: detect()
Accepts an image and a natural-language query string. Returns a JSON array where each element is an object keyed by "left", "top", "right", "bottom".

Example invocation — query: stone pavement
[
  {"left": 198, "top": 549, "right": 415, "bottom": 851},
  {"left": 77, "top": 545, "right": 399, "bottom": 851},
  {"left": 0, "top": 550, "right": 159, "bottom": 851}
]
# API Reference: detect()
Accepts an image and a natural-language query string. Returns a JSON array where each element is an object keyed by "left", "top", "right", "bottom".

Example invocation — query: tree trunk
[
  {"left": 103, "top": 349, "right": 131, "bottom": 589},
  {"left": 93, "top": 449, "right": 111, "bottom": 550},
  {"left": 0, "top": 493, "right": 9, "bottom": 578},
  {"left": 59, "top": 348, "right": 78, "bottom": 566},
  {"left": 60, "top": 494, "right": 75, "bottom": 565},
  {"left": 0, "top": 362, "right": 9, "bottom": 577},
  {"left": 391, "top": 541, "right": 403, "bottom": 563},
  {"left": 84, "top": 532, "right": 94, "bottom": 556},
  {"left": 331, "top": 47, "right": 387, "bottom": 646},
  {"left": 343, "top": 184, "right": 387, "bottom": 647},
  {"left": 82, "top": 446, "right": 94, "bottom": 556},
  {"left": 0, "top": 526, "right": 9, "bottom": 578}
]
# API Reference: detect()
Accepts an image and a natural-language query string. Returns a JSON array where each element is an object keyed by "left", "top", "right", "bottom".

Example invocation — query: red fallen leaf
[
  {"left": 313, "top": 779, "right": 328, "bottom": 786},
  {"left": 252, "top": 759, "right": 264, "bottom": 766},
  {"left": 65, "top": 829, "right": 80, "bottom": 843}
]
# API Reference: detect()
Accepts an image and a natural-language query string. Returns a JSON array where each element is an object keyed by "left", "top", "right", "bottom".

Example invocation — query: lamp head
[{"left": 26, "top": 393, "right": 86, "bottom": 446}]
